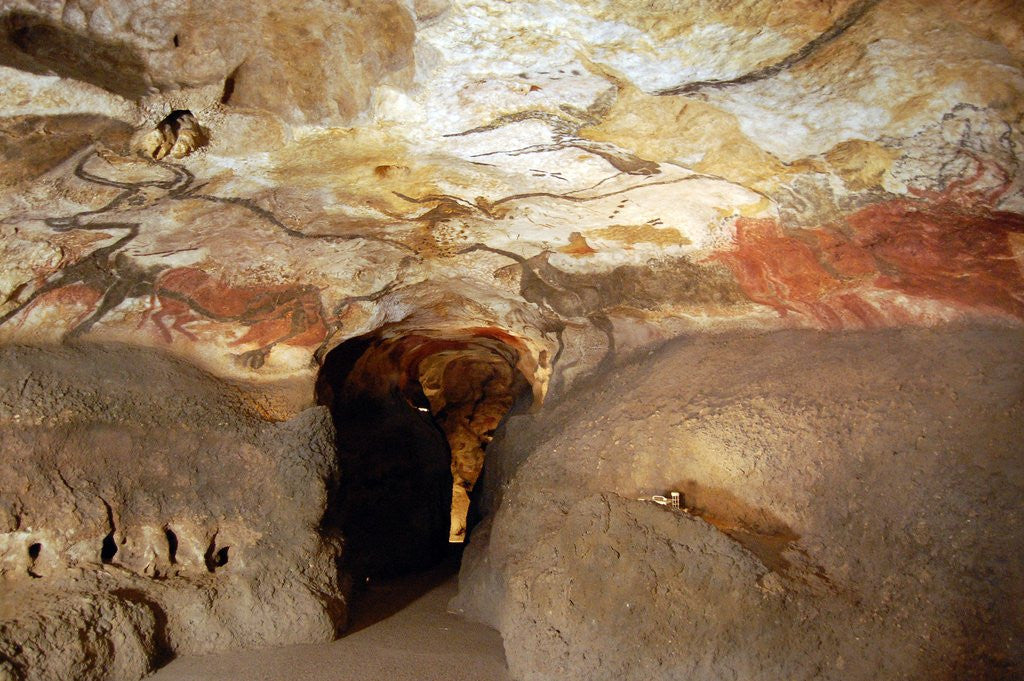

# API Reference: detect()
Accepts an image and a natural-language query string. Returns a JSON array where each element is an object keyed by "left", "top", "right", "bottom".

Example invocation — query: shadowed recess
[
  {"left": 0, "top": 11, "right": 150, "bottom": 99},
  {"left": 316, "top": 328, "right": 529, "bottom": 578}
]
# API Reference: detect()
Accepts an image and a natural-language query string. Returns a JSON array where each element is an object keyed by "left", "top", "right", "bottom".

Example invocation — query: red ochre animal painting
[
  {"left": 139, "top": 267, "right": 329, "bottom": 367},
  {"left": 711, "top": 157, "right": 1024, "bottom": 329}
]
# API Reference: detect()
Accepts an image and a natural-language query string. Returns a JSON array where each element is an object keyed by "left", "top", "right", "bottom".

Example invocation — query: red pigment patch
[
  {"left": 711, "top": 161, "right": 1024, "bottom": 328},
  {"left": 846, "top": 200, "right": 1024, "bottom": 318},
  {"left": 143, "top": 267, "right": 327, "bottom": 348},
  {"left": 464, "top": 326, "right": 529, "bottom": 355},
  {"left": 24, "top": 283, "right": 104, "bottom": 329}
]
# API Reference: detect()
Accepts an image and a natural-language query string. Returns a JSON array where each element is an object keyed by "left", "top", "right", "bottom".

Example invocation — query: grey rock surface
[{"left": 0, "top": 0, "right": 414, "bottom": 124}]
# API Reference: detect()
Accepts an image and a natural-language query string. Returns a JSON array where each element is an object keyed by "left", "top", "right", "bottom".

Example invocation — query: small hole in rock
[
  {"left": 205, "top": 542, "right": 230, "bottom": 571},
  {"left": 220, "top": 67, "right": 238, "bottom": 105},
  {"left": 172, "top": 33, "right": 179, "bottom": 47},
  {"left": 162, "top": 109, "right": 193, "bottom": 132},
  {"left": 28, "top": 542, "right": 41, "bottom": 560},
  {"left": 165, "top": 528, "right": 178, "bottom": 564},
  {"left": 101, "top": 532, "right": 117, "bottom": 563}
]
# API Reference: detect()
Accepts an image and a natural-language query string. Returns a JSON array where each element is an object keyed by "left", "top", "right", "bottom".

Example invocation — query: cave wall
[
  {"left": 0, "top": 0, "right": 415, "bottom": 124},
  {"left": 453, "top": 325, "right": 1024, "bottom": 681},
  {"left": 0, "top": 0, "right": 1021, "bottom": 679},
  {"left": 0, "top": 345, "right": 344, "bottom": 680},
  {"left": 0, "top": 0, "right": 1020, "bottom": 414}
]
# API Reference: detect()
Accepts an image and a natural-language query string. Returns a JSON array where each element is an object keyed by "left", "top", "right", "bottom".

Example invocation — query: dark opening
[
  {"left": 172, "top": 34, "right": 179, "bottom": 48},
  {"left": 315, "top": 329, "right": 532, "bottom": 635},
  {"left": 316, "top": 330, "right": 529, "bottom": 583},
  {"left": 204, "top": 541, "right": 229, "bottom": 572},
  {"left": 101, "top": 532, "right": 117, "bottom": 563},
  {"left": 27, "top": 541, "right": 43, "bottom": 578},
  {"left": 165, "top": 527, "right": 178, "bottom": 564},
  {"left": 160, "top": 109, "right": 194, "bottom": 134},
  {"left": 318, "top": 335, "right": 454, "bottom": 581},
  {"left": 220, "top": 65, "right": 240, "bottom": 105}
]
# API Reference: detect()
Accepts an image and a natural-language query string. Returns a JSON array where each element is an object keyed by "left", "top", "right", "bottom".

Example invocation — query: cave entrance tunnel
[{"left": 316, "top": 330, "right": 530, "bottom": 580}]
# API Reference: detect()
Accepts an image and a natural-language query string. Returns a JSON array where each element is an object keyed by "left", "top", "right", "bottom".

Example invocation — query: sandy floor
[{"left": 147, "top": 556, "right": 510, "bottom": 681}]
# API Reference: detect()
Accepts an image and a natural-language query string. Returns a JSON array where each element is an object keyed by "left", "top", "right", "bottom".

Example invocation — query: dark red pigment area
[
  {"left": 846, "top": 200, "right": 1024, "bottom": 317},
  {"left": 13, "top": 282, "right": 103, "bottom": 328},
  {"left": 143, "top": 267, "right": 327, "bottom": 348},
  {"left": 712, "top": 171, "right": 1024, "bottom": 329}
]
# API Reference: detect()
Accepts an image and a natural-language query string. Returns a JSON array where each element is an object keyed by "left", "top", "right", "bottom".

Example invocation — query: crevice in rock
[
  {"left": 204, "top": 536, "right": 229, "bottom": 572},
  {"left": 101, "top": 532, "right": 118, "bottom": 564},
  {"left": 26, "top": 542, "right": 42, "bottom": 578},
  {"left": 220, "top": 65, "right": 240, "bottom": 105},
  {"left": 164, "top": 528, "right": 178, "bottom": 565},
  {"left": 101, "top": 498, "right": 119, "bottom": 565}
]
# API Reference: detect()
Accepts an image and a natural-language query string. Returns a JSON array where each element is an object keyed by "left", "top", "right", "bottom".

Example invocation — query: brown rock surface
[
  {"left": 0, "top": 344, "right": 345, "bottom": 680},
  {"left": 454, "top": 325, "right": 1024, "bottom": 681}
]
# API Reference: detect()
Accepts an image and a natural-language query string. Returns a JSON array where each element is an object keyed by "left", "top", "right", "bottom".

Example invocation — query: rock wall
[
  {"left": 0, "top": 0, "right": 414, "bottom": 124},
  {"left": 0, "top": 0, "right": 1020, "bottom": 411},
  {"left": 454, "top": 325, "right": 1024, "bottom": 681},
  {"left": 0, "top": 345, "right": 344, "bottom": 681}
]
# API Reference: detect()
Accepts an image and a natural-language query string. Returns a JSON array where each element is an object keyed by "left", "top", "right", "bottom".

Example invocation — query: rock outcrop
[
  {"left": 0, "top": 0, "right": 414, "bottom": 124},
  {"left": 0, "top": 345, "right": 344, "bottom": 680},
  {"left": 454, "top": 325, "right": 1024, "bottom": 681}
]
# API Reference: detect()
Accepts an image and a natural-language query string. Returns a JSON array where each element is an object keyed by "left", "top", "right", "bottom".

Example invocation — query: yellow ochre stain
[{"left": 587, "top": 224, "right": 692, "bottom": 247}]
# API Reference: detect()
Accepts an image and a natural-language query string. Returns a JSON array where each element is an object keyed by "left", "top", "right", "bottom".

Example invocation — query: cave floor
[{"left": 146, "top": 555, "right": 510, "bottom": 681}]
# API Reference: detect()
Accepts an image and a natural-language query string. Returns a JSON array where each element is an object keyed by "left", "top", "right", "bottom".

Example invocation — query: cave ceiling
[{"left": 0, "top": 0, "right": 1022, "bottom": 414}]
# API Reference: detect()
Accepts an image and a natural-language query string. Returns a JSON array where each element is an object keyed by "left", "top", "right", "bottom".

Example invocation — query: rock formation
[
  {"left": 453, "top": 325, "right": 1024, "bottom": 680},
  {"left": 0, "top": 0, "right": 1021, "bottom": 679},
  {"left": 0, "top": 345, "right": 344, "bottom": 680}
]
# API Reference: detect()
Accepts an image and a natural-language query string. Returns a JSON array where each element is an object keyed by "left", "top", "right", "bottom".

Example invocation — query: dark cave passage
[
  {"left": 317, "top": 335, "right": 452, "bottom": 579},
  {"left": 316, "top": 329, "right": 529, "bottom": 580}
]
